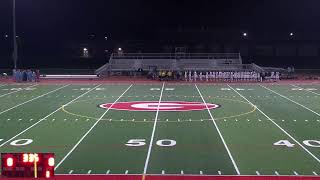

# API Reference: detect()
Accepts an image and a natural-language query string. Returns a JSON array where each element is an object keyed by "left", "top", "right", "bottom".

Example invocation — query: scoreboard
[{"left": 1, "top": 153, "right": 54, "bottom": 178}]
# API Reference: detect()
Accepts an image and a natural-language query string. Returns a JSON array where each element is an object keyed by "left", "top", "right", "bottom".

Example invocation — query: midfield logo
[{"left": 99, "top": 101, "right": 220, "bottom": 112}]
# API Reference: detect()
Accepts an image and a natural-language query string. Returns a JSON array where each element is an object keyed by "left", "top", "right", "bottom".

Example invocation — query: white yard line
[
  {"left": 227, "top": 84, "right": 320, "bottom": 164},
  {"left": 0, "top": 84, "right": 38, "bottom": 98},
  {"left": 0, "top": 84, "right": 69, "bottom": 116},
  {"left": 0, "top": 84, "right": 102, "bottom": 148},
  {"left": 55, "top": 84, "right": 133, "bottom": 170},
  {"left": 260, "top": 84, "right": 320, "bottom": 117},
  {"left": 195, "top": 84, "right": 240, "bottom": 175},
  {"left": 142, "top": 82, "right": 165, "bottom": 175},
  {"left": 290, "top": 84, "right": 320, "bottom": 96}
]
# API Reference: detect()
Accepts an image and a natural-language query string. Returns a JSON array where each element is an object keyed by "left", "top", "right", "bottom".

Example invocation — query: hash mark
[{"left": 69, "top": 170, "right": 73, "bottom": 174}]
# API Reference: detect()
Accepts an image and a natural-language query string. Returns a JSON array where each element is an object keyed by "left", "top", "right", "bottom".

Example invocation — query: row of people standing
[{"left": 13, "top": 69, "right": 40, "bottom": 82}]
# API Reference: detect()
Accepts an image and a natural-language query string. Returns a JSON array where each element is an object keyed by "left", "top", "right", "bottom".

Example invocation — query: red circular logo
[{"left": 99, "top": 101, "right": 220, "bottom": 112}]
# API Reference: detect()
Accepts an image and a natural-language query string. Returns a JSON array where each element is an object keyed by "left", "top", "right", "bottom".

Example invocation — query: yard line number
[
  {"left": 126, "top": 139, "right": 176, "bottom": 147},
  {"left": 274, "top": 140, "right": 320, "bottom": 148},
  {"left": 0, "top": 139, "right": 33, "bottom": 146}
]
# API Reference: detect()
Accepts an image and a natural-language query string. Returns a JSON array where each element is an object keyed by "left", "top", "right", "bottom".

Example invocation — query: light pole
[{"left": 12, "top": 0, "right": 18, "bottom": 69}]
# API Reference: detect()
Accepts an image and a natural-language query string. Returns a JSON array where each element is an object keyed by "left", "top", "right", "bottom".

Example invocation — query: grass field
[{"left": 0, "top": 82, "right": 320, "bottom": 177}]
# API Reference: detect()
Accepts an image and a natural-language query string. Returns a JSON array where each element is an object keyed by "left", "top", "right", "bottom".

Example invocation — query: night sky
[
  {"left": 1, "top": 0, "right": 320, "bottom": 69},
  {"left": 1, "top": 0, "right": 320, "bottom": 40}
]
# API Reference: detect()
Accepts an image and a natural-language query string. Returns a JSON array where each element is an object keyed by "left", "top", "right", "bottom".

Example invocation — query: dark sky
[{"left": 1, "top": 0, "right": 320, "bottom": 40}]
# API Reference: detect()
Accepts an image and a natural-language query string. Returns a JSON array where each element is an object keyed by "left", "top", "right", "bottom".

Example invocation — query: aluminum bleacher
[{"left": 95, "top": 52, "right": 265, "bottom": 76}]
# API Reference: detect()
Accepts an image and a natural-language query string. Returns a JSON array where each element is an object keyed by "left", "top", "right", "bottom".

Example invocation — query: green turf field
[{"left": 0, "top": 83, "right": 319, "bottom": 176}]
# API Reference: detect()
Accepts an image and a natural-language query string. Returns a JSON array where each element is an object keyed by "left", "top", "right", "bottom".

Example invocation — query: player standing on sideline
[
  {"left": 185, "top": 71, "right": 188, "bottom": 81},
  {"left": 199, "top": 72, "right": 203, "bottom": 81},
  {"left": 194, "top": 71, "right": 197, "bottom": 82},
  {"left": 35, "top": 70, "right": 40, "bottom": 82},
  {"left": 275, "top": 72, "right": 280, "bottom": 81},
  {"left": 206, "top": 71, "right": 209, "bottom": 82},
  {"left": 188, "top": 71, "right": 192, "bottom": 82},
  {"left": 12, "top": 69, "right": 17, "bottom": 82}
]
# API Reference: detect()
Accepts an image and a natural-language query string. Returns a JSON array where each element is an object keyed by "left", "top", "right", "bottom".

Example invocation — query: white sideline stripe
[
  {"left": 291, "top": 84, "right": 320, "bottom": 96},
  {"left": 142, "top": 82, "right": 165, "bottom": 175},
  {"left": 0, "top": 84, "right": 69, "bottom": 116},
  {"left": 228, "top": 84, "right": 320, "bottom": 164},
  {"left": 195, "top": 84, "right": 240, "bottom": 175},
  {"left": 313, "top": 171, "right": 318, "bottom": 175},
  {"left": 260, "top": 84, "right": 320, "bottom": 117},
  {"left": 0, "top": 84, "right": 38, "bottom": 98},
  {"left": 0, "top": 84, "right": 102, "bottom": 148},
  {"left": 55, "top": 84, "right": 133, "bottom": 170}
]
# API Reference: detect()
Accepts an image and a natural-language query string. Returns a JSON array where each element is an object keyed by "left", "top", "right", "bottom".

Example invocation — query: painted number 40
[
  {"left": 126, "top": 139, "right": 176, "bottom": 147},
  {"left": 274, "top": 140, "right": 320, "bottom": 148}
]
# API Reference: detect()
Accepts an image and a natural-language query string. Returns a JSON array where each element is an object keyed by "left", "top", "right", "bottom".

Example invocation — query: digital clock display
[{"left": 1, "top": 153, "right": 55, "bottom": 178}]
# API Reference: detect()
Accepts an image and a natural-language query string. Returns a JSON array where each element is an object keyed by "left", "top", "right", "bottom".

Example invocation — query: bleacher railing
[{"left": 111, "top": 53, "right": 241, "bottom": 60}]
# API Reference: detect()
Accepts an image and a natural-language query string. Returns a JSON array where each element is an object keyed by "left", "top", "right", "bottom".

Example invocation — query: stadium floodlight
[{"left": 12, "top": 0, "right": 18, "bottom": 69}]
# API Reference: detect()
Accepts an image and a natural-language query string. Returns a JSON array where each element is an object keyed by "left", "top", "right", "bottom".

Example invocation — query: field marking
[
  {"left": 0, "top": 84, "right": 38, "bottom": 98},
  {"left": 228, "top": 84, "right": 320, "bottom": 164},
  {"left": 0, "top": 84, "right": 102, "bottom": 148},
  {"left": 55, "top": 84, "right": 133, "bottom": 170},
  {"left": 260, "top": 84, "right": 320, "bottom": 117},
  {"left": 195, "top": 84, "right": 240, "bottom": 175},
  {"left": 291, "top": 84, "right": 320, "bottom": 96},
  {"left": 142, "top": 82, "right": 165, "bottom": 178},
  {"left": 0, "top": 84, "right": 69, "bottom": 116}
]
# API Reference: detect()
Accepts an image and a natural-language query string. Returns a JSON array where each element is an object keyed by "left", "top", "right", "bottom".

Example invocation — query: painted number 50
[{"left": 126, "top": 139, "right": 176, "bottom": 147}]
